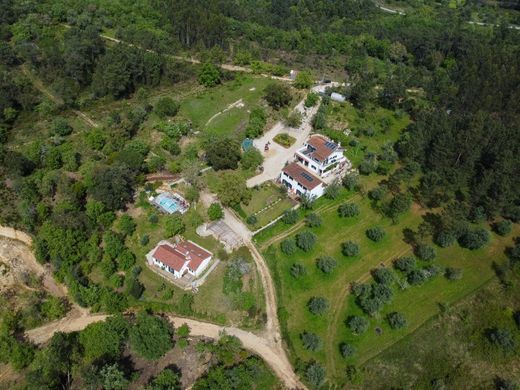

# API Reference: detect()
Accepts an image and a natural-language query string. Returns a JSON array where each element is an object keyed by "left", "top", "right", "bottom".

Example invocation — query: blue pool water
[{"left": 154, "top": 193, "right": 181, "bottom": 214}]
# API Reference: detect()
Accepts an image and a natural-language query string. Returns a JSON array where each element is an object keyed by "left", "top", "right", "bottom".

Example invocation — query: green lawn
[
  {"left": 241, "top": 183, "right": 295, "bottom": 230},
  {"left": 180, "top": 75, "right": 272, "bottom": 136},
  {"left": 261, "top": 184, "right": 519, "bottom": 386}
]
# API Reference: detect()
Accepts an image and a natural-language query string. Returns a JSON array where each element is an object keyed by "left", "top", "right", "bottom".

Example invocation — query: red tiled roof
[
  {"left": 282, "top": 162, "right": 323, "bottom": 190},
  {"left": 152, "top": 244, "right": 186, "bottom": 272},
  {"left": 306, "top": 135, "right": 338, "bottom": 162},
  {"left": 152, "top": 241, "right": 212, "bottom": 273}
]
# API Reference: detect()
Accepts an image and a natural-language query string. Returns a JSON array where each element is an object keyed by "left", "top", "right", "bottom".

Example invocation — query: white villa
[
  {"left": 295, "top": 134, "right": 348, "bottom": 178},
  {"left": 149, "top": 240, "right": 212, "bottom": 279},
  {"left": 280, "top": 162, "right": 325, "bottom": 199}
]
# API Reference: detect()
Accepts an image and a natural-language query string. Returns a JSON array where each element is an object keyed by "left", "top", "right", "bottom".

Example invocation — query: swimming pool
[{"left": 152, "top": 193, "right": 186, "bottom": 214}]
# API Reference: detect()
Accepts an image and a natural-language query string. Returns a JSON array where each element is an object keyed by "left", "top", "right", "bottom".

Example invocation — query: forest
[{"left": 0, "top": 0, "right": 519, "bottom": 388}]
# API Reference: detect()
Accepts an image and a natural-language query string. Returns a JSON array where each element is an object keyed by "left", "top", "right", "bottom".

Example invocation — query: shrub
[
  {"left": 296, "top": 231, "right": 317, "bottom": 252},
  {"left": 486, "top": 328, "right": 516, "bottom": 354},
  {"left": 458, "top": 228, "right": 490, "bottom": 250},
  {"left": 372, "top": 267, "right": 394, "bottom": 285},
  {"left": 434, "top": 230, "right": 456, "bottom": 248},
  {"left": 264, "top": 82, "right": 292, "bottom": 110},
  {"left": 324, "top": 180, "right": 342, "bottom": 200},
  {"left": 129, "top": 312, "right": 173, "bottom": 360},
  {"left": 493, "top": 220, "right": 513, "bottom": 236},
  {"left": 52, "top": 117, "right": 73, "bottom": 136},
  {"left": 307, "top": 297, "right": 329, "bottom": 315},
  {"left": 301, "top": 331, "right": 322, "bottom": 351},
  {"left": 273, "top": 133, "right": 296, "bottom": 148},
  {"left": 280, "top": 238, "right": 297, "bottom": 255},
  {"left": 208, "top": 203, "right": 224, "bottom": 221},
  {"left": 304, "top": 361, "right": 325, "bottom": 387},
  {"left": 306, "top": 213, "right": 322, "bottom": 228},
  {"left": 290, "top": 263, "right": 307, "bottom": 278},
  {"left": 118, "top": 215, "right": 136, "bottom": 237},
  {"left": 305, "top": 92, "right": 319, "bottom": 107},
  {"left": 338, "top": 203, "right": 360, "bottom": 218},
  {"left": 164, "top": 215, "right": 185, "bottom": 237},
  {"left": 198, "top": 62, "right": 221, "bottom": 87},
  {"left": 407, "top": 269, "right": 428, "bottom": 285},
  {"left": 342, "top": 174, "right": 359, "bottom": 191},
  {"left": 341, "top": 241, "right": 360, "bottom": 257},
  {"left": 366, "top": 226, "right": 385, "bottom": 242},
  {"left": 393, "top": 256, "right": 416, "bottom": 273},
  {"left": 340, "top": 342, "right": 355, "bottom": 358},
  {"left": 316, "top": 256, "right": 337, "bottom": 273},
  {"left": 294, "top": 70, "right": 313, "bottom": 89},
  {"left": 154, "top": 97, "right": 180, "bottom": 118},
  {"left": 387, "top": 312, "right": 407, "bottom": 329},
  {"left": 282, "top": 209, "right": 298, "bottom": 224},
  {"left": 246, "top": 215, "right": 258, "bottom": 225},
  {"left": 241, "top": 147, "right": 264, "bottom": 170},
  {"left": 347, "top": 316, "right": 369, "bottom": 335},
  {"left": 414, "top": 244, "right": 436, "bottom": 261},
  {"left": 140, "top": 235, "right": 150, "bottom": 246},
  {"left": 445, "top": 267, "right": 463, "bottom": 280},
  {"left": 285, "top": 111, "right": 302, "bottom": 128},
  {"left": 368, "top": 185, "right": 387, "bottom": 201}
]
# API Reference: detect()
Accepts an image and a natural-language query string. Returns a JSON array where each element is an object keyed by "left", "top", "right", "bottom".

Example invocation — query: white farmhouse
[
  {"left": 280, "top": 162, "right": 325, "bottom": 199},
  {"left": 295, "top": 135, "right": 348, "bottom": 178},
  {"left": 149, "top": 240, "right": 212, "bottom": 279}
]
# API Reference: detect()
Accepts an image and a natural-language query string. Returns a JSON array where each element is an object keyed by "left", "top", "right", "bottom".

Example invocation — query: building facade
[
  {"left": 295, "top": 135, "right": 348, "bottom": 178},
  {"left": 149, "top": 240, "right": 212, "bottom": 279},
  {"left": 280, "top": 162, "right": 325, "bottom": 199}
]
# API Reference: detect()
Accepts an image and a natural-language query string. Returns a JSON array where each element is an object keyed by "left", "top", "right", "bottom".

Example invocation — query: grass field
[
  {"left": 261, "top": 182, "right": 520, "bottom": 385},
  {"left": 180, "top": 75, "right": 272, "bottom": 136}
]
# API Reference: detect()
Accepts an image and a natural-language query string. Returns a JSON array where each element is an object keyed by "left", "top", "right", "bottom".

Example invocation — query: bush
[
  {"left": 290, "top": 263, "right": 307, "bottom": 278},
  {"left": 458, "top": 228, "right": 490, "bottom": 250},
  {"left": 434, "top": 230, "right": 456, "bottom": 248},
  {"left": 208, "top": 203, "right": 223, "bottom": 221},
  {"left": 129, "top": 312, "right": 173, "bottom": 360},
  {"left": 486, "top": 328, "right": 516, "bottom": 354},
  {"left": 154, "top": 97, "right": 180, "bottom": 118},
  {"left": 285, "top": 111, "right": 302, "bottom": 128},
  {"left": 280, "top": 238, "right": 297, "bottom": 255},
  {"left": 118, "top": 215, "right": 136, "bottom": 237},
  {"left": 368, "top": 185, "right": 387, "bottom": 201},
  {"left": 306, "top": 213, "right": 322, "bottom": 228},
  {"left": 414, "top": 244, "right": 436, "bottom": 261},
  {"left": 264, "top": 82, "right": 292, "bottom": 109},
  {"left": 393, "top": 256, "right": 416, "bottom": 273},
  {"left": 301, "top": 331, "right": 322, "bottom": 351},
  {"left": 387, "top": 312, "right": 407, "bottom": 329},
  {"left": 341, "top": 241, "right": 360, "bottom": 257},
  {"left": 296, "top": 231, "right": 317, "bottom": 252},
  {"left": 282, "top": 209, "right": 298, "bottom": 224},
  {"left": 493, "top": 220, "right": 513, "bottom": 236},
  {"left": 307, "top": 297, "right": 329, "bottom": 315},
  {"left": 338, "top": 203, "right": 360, "bottom": 218},
  {"left": 305, "top": 92, "right": 319, "bottom": 107},
  {"left": 246, "top": 215, "right": 258, "bottom": 225},
  {"left": 140, "top": 234, "right": 150, "bottom": 246},
  {"left": 198, "top": 62, "right": 221, "bottom": 87},
  {"left": 342, "top": 174, "right": 359, "bottom": 191},
  {"left": 366, "top": 226, "right": 385, "bottom": 242},
  {"left": 304, "top": 361, "right": 325, "bottom": 387},
  {"left": 294, "top": 70, "right": 313, "bottom": 89},
  {"left": 245, "top": 108, "right": 267, "bottom": 138},
  {"left": 52, "top": 117, "right": 73, "bottom": 136},
  {"left": 325, "top": 180, "right": 342, "bottom": 200},
  {"left": 372, "top": 267, "right": 394, "bottom": 285},
  {"left": 340, "top": 342, "right": 355, "bottom": 358},
  {"left": 445, "top": 267, "right": 463, "bottom": 280},
  {"left": 241, "top": 147, "right": 264, "bottom": 170},
  {"left": 407, "top": 269, "right": 428, "bottom": 285},
  {"left": 273, "top": 132, "right": 296, "bottom": 148},
  {"left": 164, "top": 215, "right": 185, "bottom": 237},
  {"left": 316, "top": 256, "right": 337, "bottom": 273},
  {"left": 347, "top": 316, "right": 369, "bottom": 335}
]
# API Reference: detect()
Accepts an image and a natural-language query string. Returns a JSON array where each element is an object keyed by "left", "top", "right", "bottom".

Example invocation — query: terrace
[{"left": 149, "top": 191, "right": 189, "bottom": 215}]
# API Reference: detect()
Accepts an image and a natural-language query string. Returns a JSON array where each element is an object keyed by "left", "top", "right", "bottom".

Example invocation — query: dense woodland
[{"left": 0, "top": 0, "right": 519, "bottom": 388}]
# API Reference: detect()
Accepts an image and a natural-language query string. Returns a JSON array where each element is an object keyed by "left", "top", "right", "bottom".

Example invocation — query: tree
[
  {"left": 366, "top": 227, "right": 385, "bottom": 242},
  {"left": 385, "top": 192, "right": 412, "bottom": 220},
  {"left": 434, "top": 230, "right": 455, "bottom": 248},
  {"left": 387, "top": 312, "right": 407, "bottom": 329},
  {"left": 129, "top": 312, "right": 173, "bottom": 360},
  {"left": 246, "top": 215, "right": 257, "bottom": 225},
  {"left": 347, "top": 316, "right": 369, "bottom": 335},
  {"left": 301, "top": 331, "right": 322, "bottom": 351},
  {"left": 307, "top": 297, "right": 329, "bottom": 315},
  {"left": 88, "top": 164, "right": 135, "bottom": 211},
  {"left": 154, "top": 97, "right": 180, "bottom": 118},
  {"left": 304, "top": 361, "right": 325, "bottom": 387},
  {"left": 306, "top": 213, "right": 322, "bottom": 228},
  {"left": 393, "top": 256, "right": 416, "bottom": 273},
  {"left": 206, "top": 138, "right": 241, "bottom": 170},
  {"left": 372, "top": 267, "right": 394, "bottom": 285},
  {"left": 51, "top": 117, "right": 73, "bottom": 136},
  {"left": 100, "top": 363, "right": 128, "bottom": 390},
  {"left": 407, "top": 269, "right": 428, "bottom": 285},
  {"left": 198, "top": 62, "right": 221, "bottom": 87},
  {"left": 294, "top": 70, "right": 313, "bottom": 89},
  {"left": 215, "top": 172, "right": 251, "bottom": 207},
  {"left": 414, "top": 244, "right": 436, "bottom": 261},
  {"left": 290, "top": 263, "right": 306, "bottom": 278},
  {"left": 241, "top": 147, "right": 263, "bottom": 170},
  {"left": 493, "top": 220, "right": 513, "bottom": 236},
  {"left": 342, "top": 174, "right": 359, "bottom": 191},
  {"left": 316, "top": 256, "right": 337, "bottom": 273},
  {"left": 300, "top": 193, "right": 317, "bottom": 210},
  {"left": 486, "top": 328, "right": 516, "bottom": 354},
  {"left": 264, "top": 83, "right": 292, "bottom": 109},
  {"left": 296, "top": 231, "right": 317, "bottom": 252},
  {"left": 164, "top": 214, "right": 185, "bottom": 237},
  {"left": 282, "top": 209, "right": 298, "bottom": 224},
  {"left": 145, "top": 368, "right": 181, "bottom": 390},
  {"left": 458, "top": 228, "right": 490, "bottom": 250},
  {"left": 445, "top": 267, "right": 463, "bottom": 280},
  {"left": 340, "top": 342, "right": 355, "bottom": 358},
  {"left": 325, "top": 180, "right": 341, "bottom": 200},
  {"left": 338, "top": 203, "right": 360, "bottom": 218},
  {"left": 342, "top": 241, "right": 360, "bottom": 257},
  {"left": 79, "top": 316, "right": 128, "bottom": 363},
  {"left": 208, "top": 203, "right": 223, "bottom": 221},
  {"left": 281, "top": 238, "right": 297, "bottom": 255},
  {"left": 118, "top": 215, "right": 136, "bottom": 237}
]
